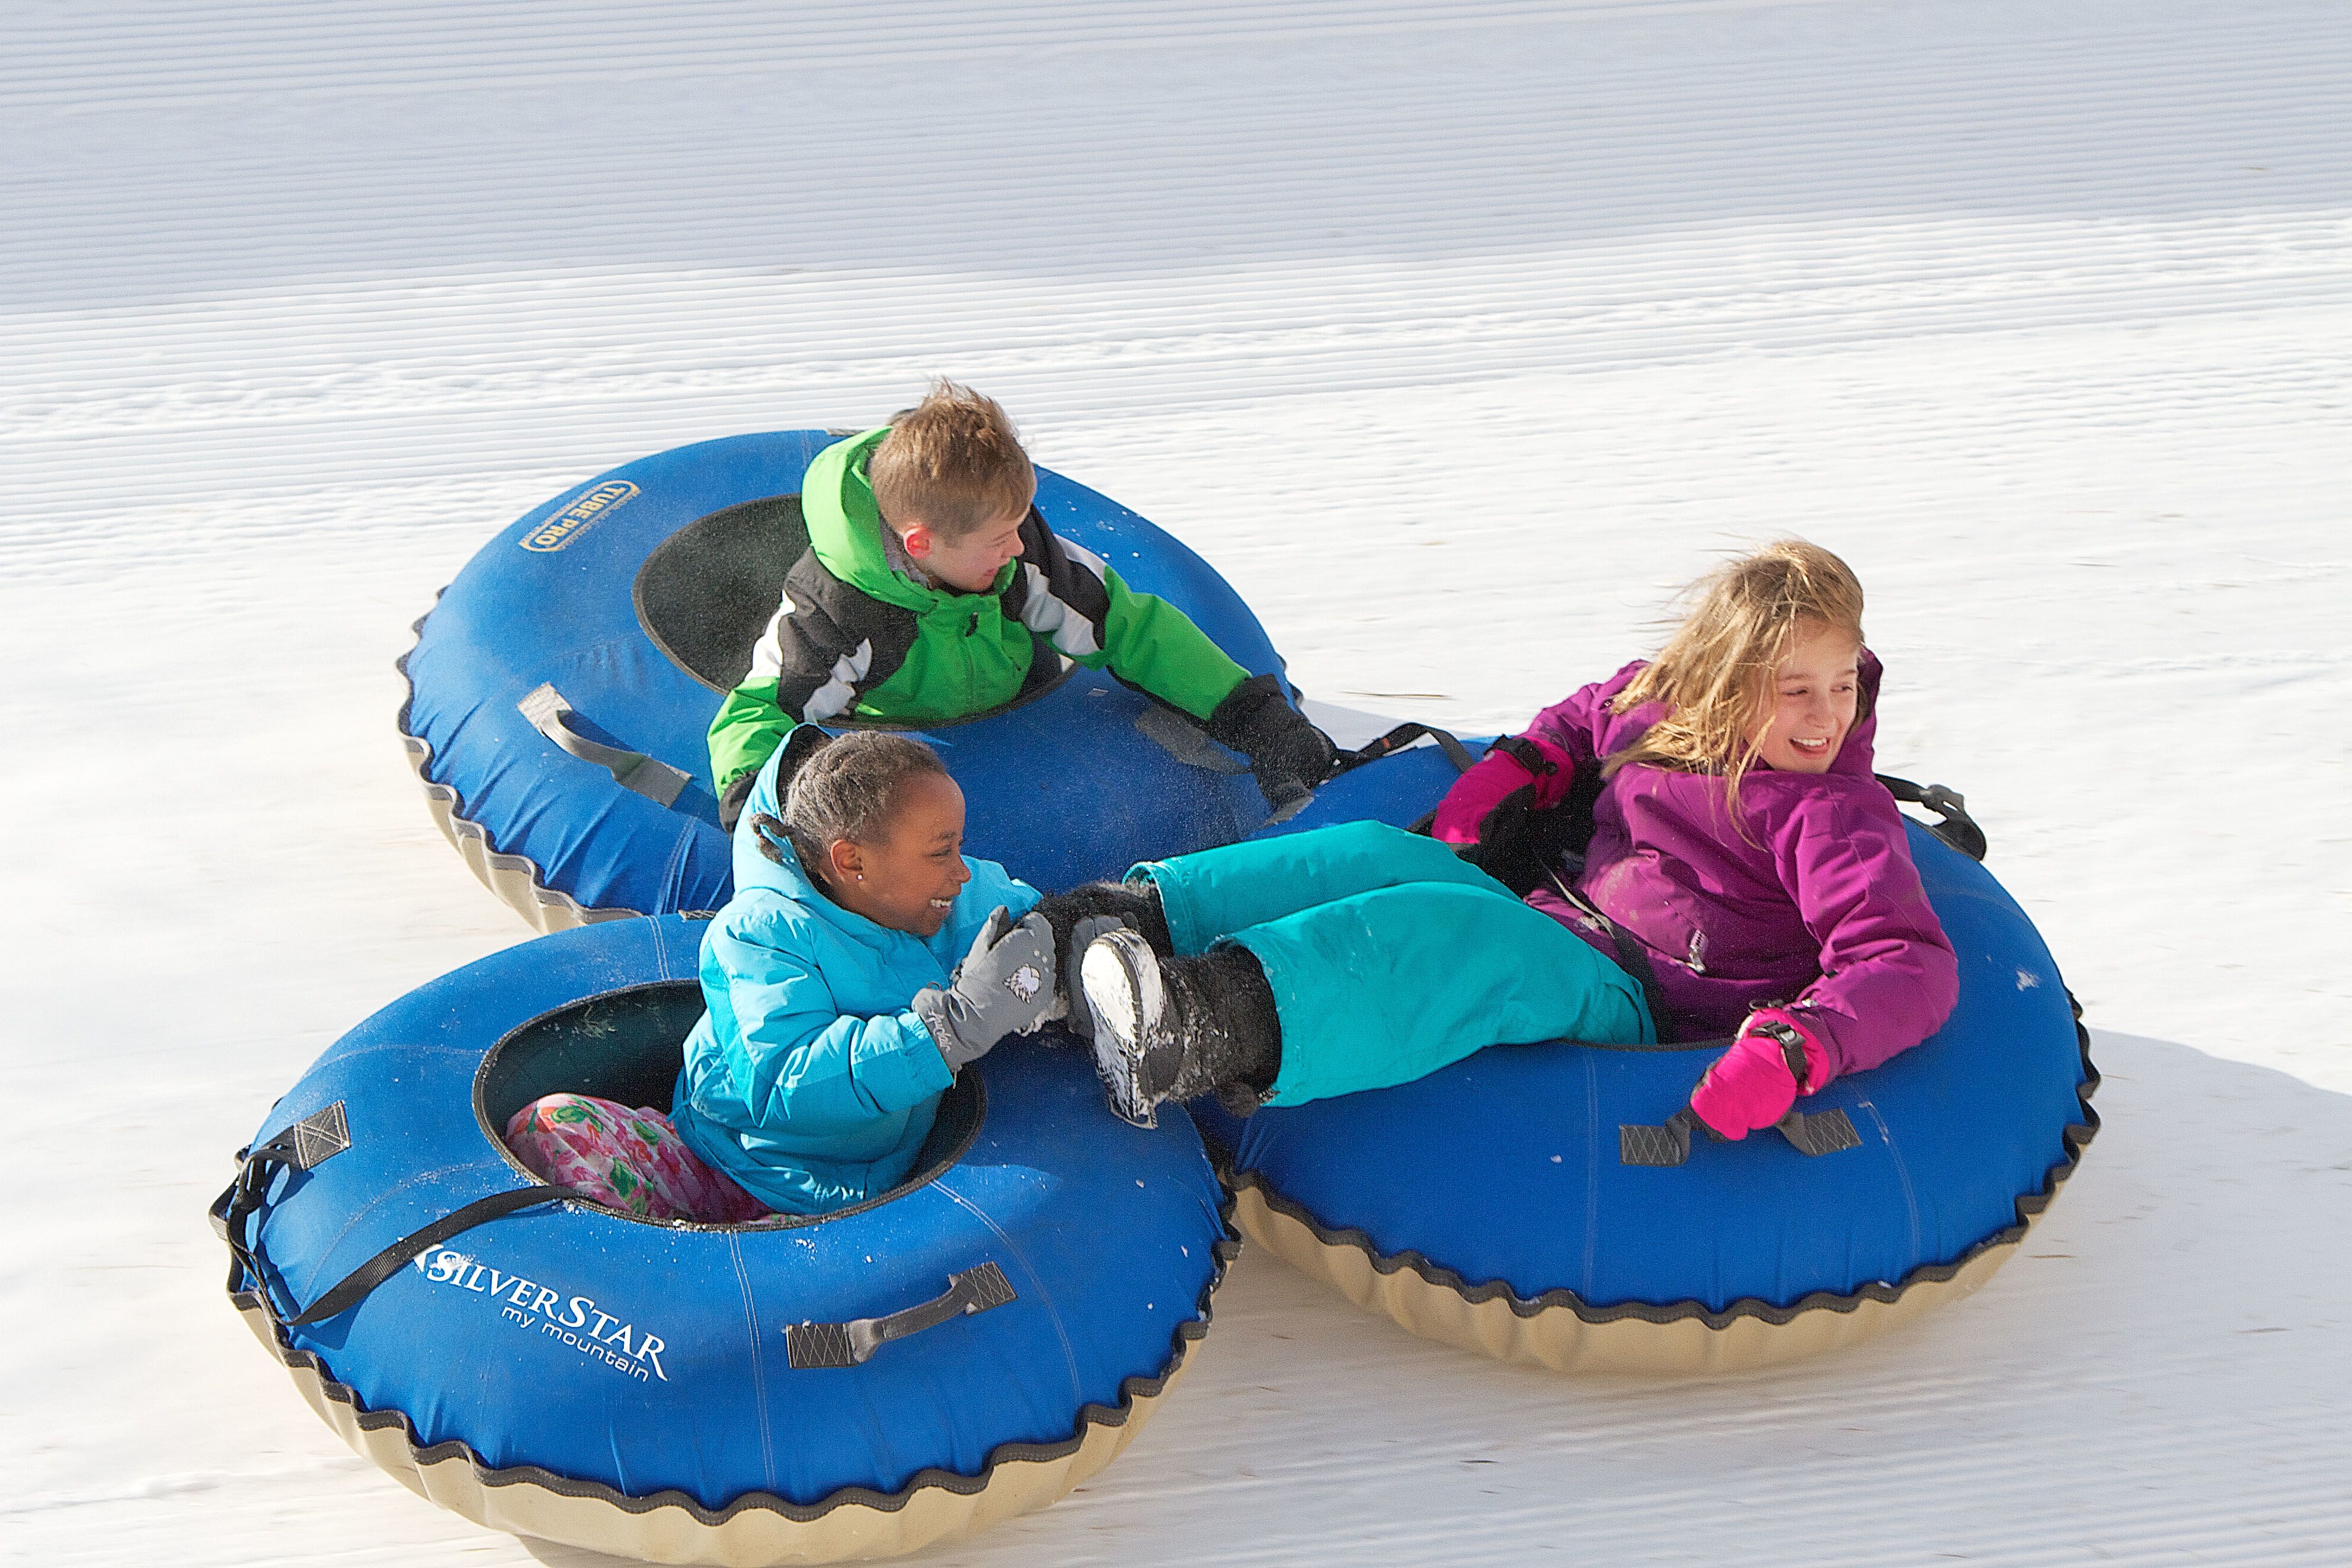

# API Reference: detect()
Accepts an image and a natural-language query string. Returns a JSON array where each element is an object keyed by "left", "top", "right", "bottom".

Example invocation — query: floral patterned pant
[{"left": 505, "top": 1093, "right": 770, "bottom": 1223}]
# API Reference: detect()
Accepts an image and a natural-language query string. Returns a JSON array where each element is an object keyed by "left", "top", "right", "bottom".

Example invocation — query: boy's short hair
[{"left": 869, "top": 381, "right": 1036, "bottom": 539}]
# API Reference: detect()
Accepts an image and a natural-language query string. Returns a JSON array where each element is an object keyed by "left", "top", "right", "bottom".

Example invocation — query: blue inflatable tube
[
  {"left": 398, "top": 433, "right": 1287, "bottom": 930},
  {"left": 1199, "top": 768, "right": 2098, "bottom": 1373},
  {"left": 213, "top": 916, "right": 1234, "bottom": 1564}
]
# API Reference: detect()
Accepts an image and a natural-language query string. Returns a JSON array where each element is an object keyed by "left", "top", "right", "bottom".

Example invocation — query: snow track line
[
  {"left": 0, "top": 0, "right": 1861, "bottom": 108},
  {"left": 8, "top": 5, "right": 2348, "bottom": 308}
]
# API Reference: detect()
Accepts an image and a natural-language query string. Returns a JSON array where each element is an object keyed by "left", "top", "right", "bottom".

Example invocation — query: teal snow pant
[{"left": 1128, "top": 821, "right": 1654, "bottom": 1107}]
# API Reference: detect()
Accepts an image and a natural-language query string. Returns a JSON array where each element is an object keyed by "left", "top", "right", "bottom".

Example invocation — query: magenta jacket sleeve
[
  {"left": 1432, "top": 665, "right": 1636, "bottom": 844},
  {"left": 1521, "top": 661, "right": 1646, "bottom": 769},
  {"left": 1766, "top": 782, "right": 1960, "bottom": 1083}
]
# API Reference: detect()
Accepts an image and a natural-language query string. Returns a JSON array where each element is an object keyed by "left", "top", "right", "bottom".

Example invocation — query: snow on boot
[
  {"left": 1029, "top": 880, "right": 1173, "bottom": 1038},
  {"left": 1080, "top": 930, "right": 1279, "bottom": 1127}
]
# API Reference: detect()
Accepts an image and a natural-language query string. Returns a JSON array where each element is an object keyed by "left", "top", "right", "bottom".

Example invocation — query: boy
[{"left": 709, "top": 382, "right": 1336, "bottom": 830}]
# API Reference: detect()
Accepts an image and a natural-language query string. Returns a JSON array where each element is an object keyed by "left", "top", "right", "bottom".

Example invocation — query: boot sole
[{"left": 1080, "top": 929, "right": 1164, "bottom": 1128}]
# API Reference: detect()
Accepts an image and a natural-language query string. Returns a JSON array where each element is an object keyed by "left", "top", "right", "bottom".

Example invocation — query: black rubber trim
[
  {"left": 1228, "top": 997, "right": 2099, "bottom": 1332},
  {"left": 227, "top": 1189, "right": 1241, "bottom": 1525}
]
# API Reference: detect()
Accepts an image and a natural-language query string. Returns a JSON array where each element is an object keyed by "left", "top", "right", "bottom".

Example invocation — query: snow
[{"left": 4, "top": 0, "right": 2348, "bottom": 1561}]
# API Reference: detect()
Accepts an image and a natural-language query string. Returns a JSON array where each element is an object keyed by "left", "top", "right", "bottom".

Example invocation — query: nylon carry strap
[
  {"left": 1135, "top": 708, "right": 1473, "bottom": 833},
  {"left": 1618, "top": 1105, "right": 1863, "bottom": 1167},
  {"left": 1330, "top": 722, "right": 1476, "bottom": 779},
  {"left": 283, "top": 1185, "right": 591, "bottom": 1327},
  {"left": 785, "top": 1262, "right": 1017, "bottom": 1369},
  {"left": 519, "top": 683, "right": 693, "bottom": 808},
  {"left": 211, "top": 1101, "right": 588, "bottom": 1330},
  {"left": 1138, "top": 709, "right": 1476, "bottom": 783},
  {"left": 1876, "top": 774, "right": 1987, "bottom": 862}
]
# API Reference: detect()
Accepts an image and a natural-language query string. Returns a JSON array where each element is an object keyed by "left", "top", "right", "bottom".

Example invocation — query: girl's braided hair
[{"left": 750, "top": 730, "right": 950, "bottom": 873}]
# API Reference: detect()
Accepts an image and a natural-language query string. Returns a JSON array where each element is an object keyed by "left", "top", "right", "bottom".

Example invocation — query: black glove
[
  {"left": 1456, "top": 789, "right": 1564, "bottom": 896},
  {"left": 1205, "top": 673, "right": 1339, "bottom": 811},
  {"left": 1447, "top": 737, "right": 1582, "bottom": 897},
  {"left": 1030, "top": 881, "right": 1173, "bottom": 1039},
  {"left": 717, "top": 725, "right": 832, "bottom": 833}
]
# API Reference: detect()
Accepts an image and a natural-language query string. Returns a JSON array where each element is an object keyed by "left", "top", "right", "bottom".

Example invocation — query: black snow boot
[
  {"left": 1030, "top": 880, "right": 1174, "bottom": 1038},
  {"left": 1080, "top": 929, "right": 1282, "bottom": 1127}
]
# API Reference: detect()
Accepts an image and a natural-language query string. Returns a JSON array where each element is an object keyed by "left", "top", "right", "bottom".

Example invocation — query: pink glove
[
  {"left": 1432, "top": 734, "right": 1575, "bottom": 846},
  {"left": 1688, "top": 1009, "right": 1832, "bottom": 1141}
]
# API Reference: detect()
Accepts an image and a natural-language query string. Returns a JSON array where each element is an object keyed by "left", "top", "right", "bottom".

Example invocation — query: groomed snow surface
[{"left": 6, "top": 1, "right": 2350, "bottom": 1562}]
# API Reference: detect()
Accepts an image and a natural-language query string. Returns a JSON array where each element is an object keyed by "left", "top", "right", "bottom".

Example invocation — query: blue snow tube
[
  {"left": 1201, "top": 768, "right": 2098, "bottom": 1373},
  {"left": 213, "top": 915, "right": 1233, "bottom": 1564},
  {"left": 398, "top": 432, "right": 1284, "bottom": 931}
]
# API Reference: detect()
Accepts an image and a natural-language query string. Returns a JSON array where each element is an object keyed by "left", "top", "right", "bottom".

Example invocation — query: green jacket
[{"left": 708, "top": 428, "right": 1252, "bottom": 805}]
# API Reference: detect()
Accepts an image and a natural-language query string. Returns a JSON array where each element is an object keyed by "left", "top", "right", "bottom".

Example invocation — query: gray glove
[{"left": 911, "top": 907, "right": 1058, "bottom": 1068}]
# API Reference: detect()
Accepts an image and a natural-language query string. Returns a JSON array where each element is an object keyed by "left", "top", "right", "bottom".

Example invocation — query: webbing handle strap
[
  {"left": 1618, "top": 1105, "right": 1863, "bottom": 1167},
  {"left": 785, "top": 1262, "right": 1017, "bottom": 1369},
  {"left": 520, "top": 683, "right": 693, "bottom": 807},
  {"left": 1876, "top": 774, "right": 1987, "bottom": 862},
  {"left": 212, "top": 1102, "right": 589, "bottom": 1331},
  {"left": 1138, "top": 709, "right": 1478, "bottom": 785},
  {"left": 1332, "top": 722, "right": 1477, "bottom": 779},
  {"left": 283, "top": 1185, "right": 591, "bottom": 1327},
  {"left": 217, "top": 1169, "right": 590, "bottom": 1330},
  {"left": 1270, "top": 721, "right": 1478, "bottom": 829}
]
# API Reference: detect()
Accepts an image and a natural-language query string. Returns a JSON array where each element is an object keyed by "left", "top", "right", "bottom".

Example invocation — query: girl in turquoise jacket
[{"left": 506, "top": 731, "right": 1067, "bottom": 1221}]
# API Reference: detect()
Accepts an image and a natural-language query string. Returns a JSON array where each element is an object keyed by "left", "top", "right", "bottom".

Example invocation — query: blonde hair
[
  {"left": 1604, "top": 540, "right": 1867, "bottom": 820},
  {"left": 868, "top": 380, "right": 1035, "bottom": 539}
]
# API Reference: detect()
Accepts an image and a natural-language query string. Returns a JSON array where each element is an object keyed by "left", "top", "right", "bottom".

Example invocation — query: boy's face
[{"left": 901, "top": 505, "right": 1028, "bottom": 594}]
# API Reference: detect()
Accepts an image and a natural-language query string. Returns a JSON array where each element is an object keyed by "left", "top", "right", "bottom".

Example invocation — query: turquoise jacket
[{"left": 669, "top": 748, "right": 1040, "bottom": 1215}]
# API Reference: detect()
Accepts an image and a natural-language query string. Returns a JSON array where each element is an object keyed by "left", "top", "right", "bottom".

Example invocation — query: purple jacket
[{"left": 1509, "top": 655, "right": 1958, "bottom": 1083}]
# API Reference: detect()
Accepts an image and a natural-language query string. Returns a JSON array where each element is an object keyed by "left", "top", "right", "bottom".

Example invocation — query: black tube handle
[
  {"left": 785, "top": 1263, "right": 1017, "bottom": 1370},
  {"left": 1619, "top": 1105, "right": 1863, "bottom": 1167},
  {"left": 1332, "top": 722, "right": 1477, "bottom": 779},
  {"left": 1877, "top": 774, "right": 1987, "bottom": 862}
]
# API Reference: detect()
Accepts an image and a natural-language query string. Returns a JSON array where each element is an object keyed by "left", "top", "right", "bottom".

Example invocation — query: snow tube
[
  {"left": 1195, "top": 775, "right": 2098, "bottom": 1374},
  {"left": 398, "top": 431, "right": 1285, "bottom": 932},
  {"left": 212, "top": 914, "right": 1234, "bottom": 1565}
]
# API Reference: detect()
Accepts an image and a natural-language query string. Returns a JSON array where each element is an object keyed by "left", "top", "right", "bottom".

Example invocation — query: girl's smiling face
[
  {"left": 823, "top": 770, "right": 973, "bottom": 936},
  {"left": 1748, "top": 620, "right": 1861, "bottom": 774}
]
